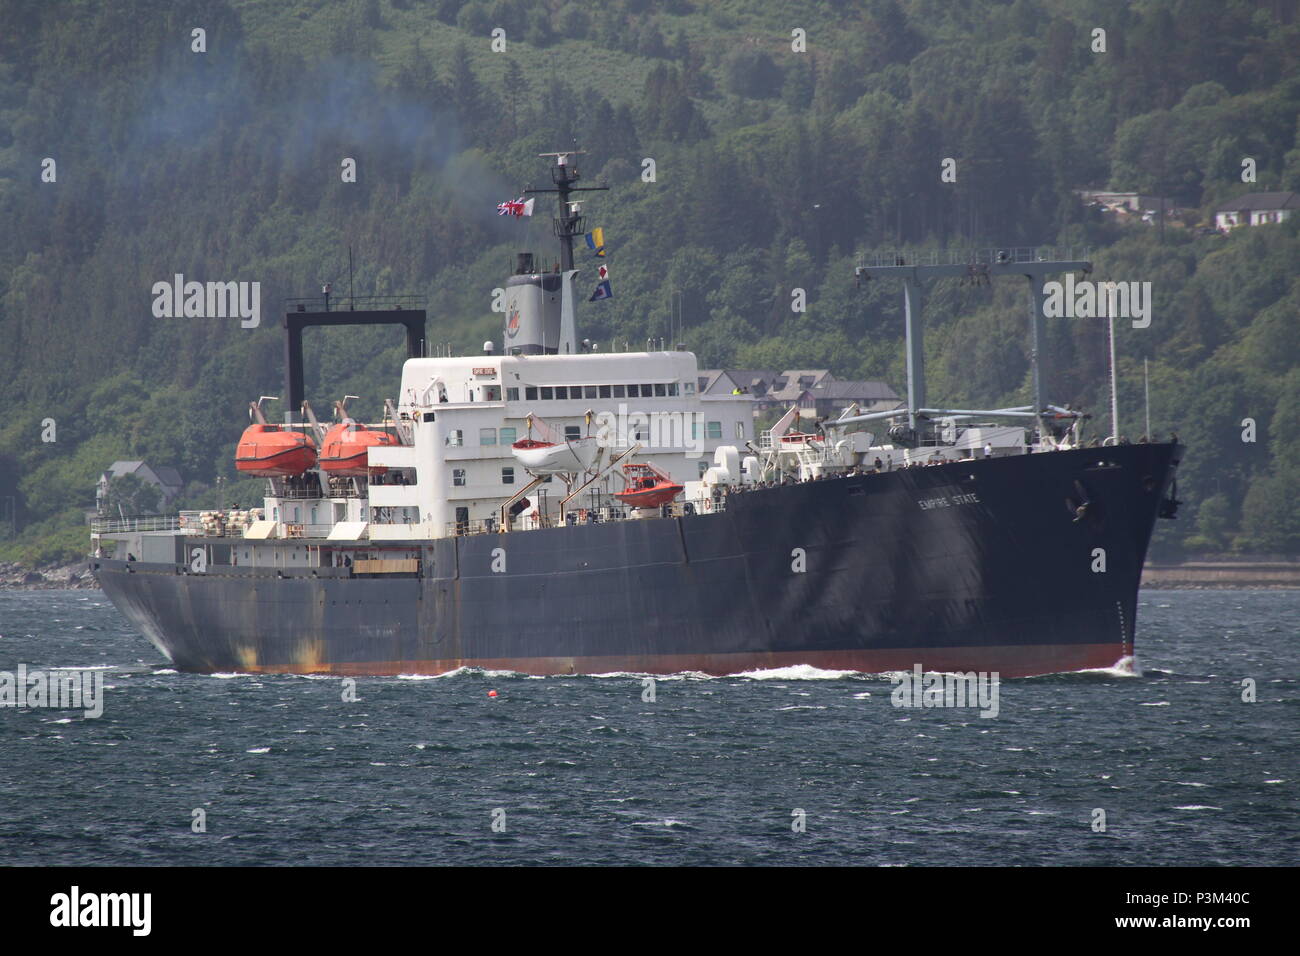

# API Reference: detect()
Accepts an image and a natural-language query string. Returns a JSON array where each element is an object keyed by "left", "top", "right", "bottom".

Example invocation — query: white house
[
  {"left": 96, "top": 461, "right": 184, "bottom": 514},
  {"left": 1214, "top": 191, "right": 1299, "bottom": 231}
]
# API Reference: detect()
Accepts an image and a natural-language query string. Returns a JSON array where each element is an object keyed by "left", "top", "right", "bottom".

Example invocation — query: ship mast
[{"left": 525, "top": 151, "right": 607, "bottom": 272}]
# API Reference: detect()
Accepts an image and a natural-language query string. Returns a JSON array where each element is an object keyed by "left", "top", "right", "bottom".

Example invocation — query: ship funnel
[{"left": 504, "top": 270, "right": 563, "bottom": 355}]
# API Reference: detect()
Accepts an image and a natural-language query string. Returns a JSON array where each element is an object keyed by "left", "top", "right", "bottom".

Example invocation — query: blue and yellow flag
[{"left": 585, "top": 227, "right": 606, "bottom": 257}]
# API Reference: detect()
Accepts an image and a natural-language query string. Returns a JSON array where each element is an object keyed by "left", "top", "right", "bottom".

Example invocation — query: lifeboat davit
[
  {"left": 235, "top": 424, "right": 317, "bottom": 477},
  {"left": 319, "top": 423, "right": 399, "bottom": 476},
  {"left": 512, "top": 436, "right": 600, "bottom": 474},
  {"left": 614, "top": 462, "right": 684, "bottom": 509}
]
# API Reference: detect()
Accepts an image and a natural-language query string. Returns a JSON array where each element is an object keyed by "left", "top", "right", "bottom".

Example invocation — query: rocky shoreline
[
  {"left": 1141, "top": 560, "right": 1300, "bottom": 589},
  {"left": 0, "top": 560, "right": 99, "bottom": 590}
]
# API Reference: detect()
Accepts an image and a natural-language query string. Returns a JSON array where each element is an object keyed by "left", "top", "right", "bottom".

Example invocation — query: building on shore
[
  {"left": 1213, "top": 191, "right": 1299, "bottom": 231},
  {"left": 697, "top": 368, "right": 900, "bottom": 419}
]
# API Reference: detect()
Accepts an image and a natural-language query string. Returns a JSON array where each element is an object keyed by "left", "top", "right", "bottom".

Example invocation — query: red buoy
[{"left": 487, "top": 690, "right": 498, "bottom": 698}]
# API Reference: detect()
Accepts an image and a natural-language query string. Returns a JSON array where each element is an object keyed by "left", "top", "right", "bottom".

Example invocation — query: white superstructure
[{"left": 349, "top": 348, "right": 753, "bottom": 538}]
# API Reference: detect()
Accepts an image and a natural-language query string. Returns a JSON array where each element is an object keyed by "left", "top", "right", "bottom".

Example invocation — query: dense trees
[{"left": 0, "top": 0, "right": 1297, "bottom": 565}]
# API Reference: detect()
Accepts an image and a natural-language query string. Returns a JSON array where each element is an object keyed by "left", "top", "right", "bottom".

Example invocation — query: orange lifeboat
[
  {"left": 235, "top": 424, "right": 317, "bottom": 476},
  {"left": 319, "top": 422, "right": 399, "bottom": 476},
  {"left": 614, "top": 462, "right": 684, "bottom": 509}
]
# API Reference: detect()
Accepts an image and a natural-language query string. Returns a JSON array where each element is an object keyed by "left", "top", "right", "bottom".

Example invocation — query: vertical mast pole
[
  {"left": 554, "top": 156, "right": 575, "bottom": 272},
  {"left": 1144, "top": 357, "right": 1151, "bottom": 439},
  {"left": 1108, "top": 310, "right": 1119, "bottom": 442},
  {"left": 903, "top": 276, "right": 924, "bottom": 433}
]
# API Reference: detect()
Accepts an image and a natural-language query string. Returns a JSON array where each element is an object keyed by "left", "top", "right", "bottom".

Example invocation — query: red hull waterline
[{"left": 188, "top": 643, "right": 1128, "bottom": 678}]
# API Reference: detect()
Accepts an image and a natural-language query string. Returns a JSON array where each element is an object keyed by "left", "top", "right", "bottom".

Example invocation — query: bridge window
[
  {"left": 506, "top": 387, "right": 519, "bottom": 401},
  {"left": 452, "top": 468, "right": 467, "bottom": 487},
  {"left": 599, "top": 385, "right": 611, "bottom": 398},
  {"left": 542, "top": 386, "right": 555, "bottom": 399},
  {"left": 706, "top": 421, "right": 722, "bottom": 439},
  {"left": 525, "top": 387, "right": 538, "bottom": 401},
  {"left": 654, "top": 384, "right": 666, "bottom": 397},
  {"left": 483, "top": 385, "right": 501, "bottom": 401},
  {"left": 613, "top": 384, "right": 626, "bottom": 398},
  {"left": 480, "top": 427, "right": 497, "bottom": 446},
  {"left": 667, "top": 383, "right": 679, "bottom": 396},
  {"left": 499, "top": 426, "right": 517, "bottom": 444}
]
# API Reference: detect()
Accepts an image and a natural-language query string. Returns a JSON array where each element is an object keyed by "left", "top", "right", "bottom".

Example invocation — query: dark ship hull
[{"left": 93, "top": 442, "right": 1180, "bottom": 678}]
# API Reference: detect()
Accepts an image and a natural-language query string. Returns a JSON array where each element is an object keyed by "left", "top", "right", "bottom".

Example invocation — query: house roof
[
  {"left": 807, "top": 381, "right": 900, "bottom": 401},
  {"left": 697, "top": 369, "right": 780, "bottom": 395},
  {"left": 1213, "top": 191, "right": 1300, "bottom": 213},
  {"left": 696, "top": 369, "right": 900, "bottom": 405},
  {"left": 780, "top": 369, "right": 831, "bottom": 384},
  {"left": 152, "top": 466, "right": 183, "bottom": 488},
  {"left": 766, "top": 370, "right": 834, "bottom": 401},
  {"left": 100, "top": 460, "right": 182, "bottom": 490},
  {"left": 103, "top": 460, "right": 145, "bottom": 479}
]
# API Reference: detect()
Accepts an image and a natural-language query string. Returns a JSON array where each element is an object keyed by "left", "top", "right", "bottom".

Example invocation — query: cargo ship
[{"left": 91, "top": 153, "right": 1182, "bottom": 678}]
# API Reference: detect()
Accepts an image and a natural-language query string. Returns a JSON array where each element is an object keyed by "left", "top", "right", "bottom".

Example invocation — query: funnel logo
[{"left": 506, "top": 304, "right": 520, "bottom": 339}]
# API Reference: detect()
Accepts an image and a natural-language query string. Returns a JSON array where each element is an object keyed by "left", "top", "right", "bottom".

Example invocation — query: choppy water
[{"left": 0, "top": 589, "right": 1294, "bottom": 866}]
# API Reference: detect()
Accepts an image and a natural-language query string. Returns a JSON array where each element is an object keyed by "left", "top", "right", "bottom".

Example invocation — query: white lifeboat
[
  {"left": 510, "top": 411, "right": 600, "bottom": 474},
  {"left": 512, "top": 436, "right": 600, "bottom": 474}
]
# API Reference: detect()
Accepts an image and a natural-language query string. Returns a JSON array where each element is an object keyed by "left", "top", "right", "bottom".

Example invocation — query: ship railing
[
  {"left": 275, "top": 487, "right": 329, "bottom": 500},
  {"left": 268, "top": 477, "right": 329, "bottom": 499},
  {"left": 284, "top": 293, "right": 427, "bottom": 312},
  {"left": 460, "top": 497, "right": 725, "bottom": 538},
  {"left": 857, "top": 246, "right": 1090, "bottom": 269},
  {"left": 448, "top": 518, "right": 505, "bottom": 537},
  {"left": 90, "top": 514, "right": 183, "bottom": 534}
]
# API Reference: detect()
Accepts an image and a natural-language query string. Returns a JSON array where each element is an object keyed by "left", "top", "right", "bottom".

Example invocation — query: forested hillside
[{"left": 1, "top": 0, "right": 1298, "bottom": 566}]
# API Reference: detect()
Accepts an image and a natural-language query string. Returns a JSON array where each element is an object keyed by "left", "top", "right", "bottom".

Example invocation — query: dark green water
[{"left": 0, "top": 589, "right": 1294, "bottom": 865}]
